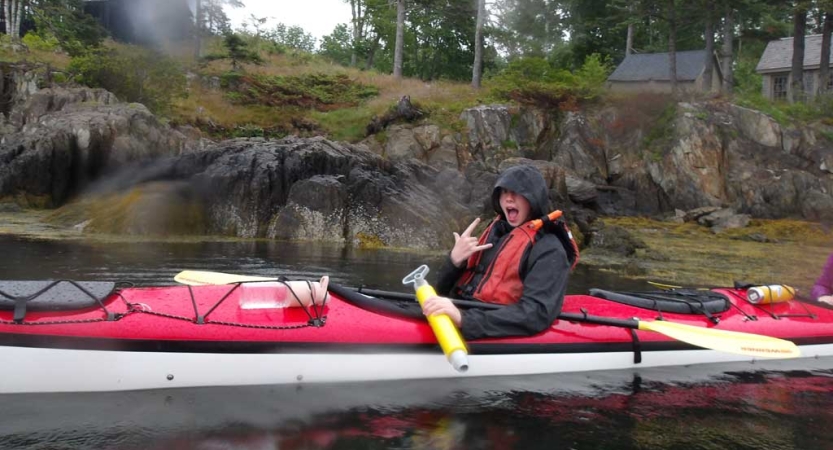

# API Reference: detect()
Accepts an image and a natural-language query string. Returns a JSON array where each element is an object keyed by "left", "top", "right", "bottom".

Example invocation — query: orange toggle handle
[{"left": 527, "top": 210, "right": 563, "bottom": 231}]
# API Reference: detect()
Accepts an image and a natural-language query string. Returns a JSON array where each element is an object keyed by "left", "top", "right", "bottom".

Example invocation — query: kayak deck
[{"left": 0, "top": 283, "right": 831, "bottom": 349}]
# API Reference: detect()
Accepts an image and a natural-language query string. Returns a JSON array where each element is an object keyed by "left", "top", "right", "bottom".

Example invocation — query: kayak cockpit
[{"left": 0, "top": 280, "right": 117, "bottom": 322}]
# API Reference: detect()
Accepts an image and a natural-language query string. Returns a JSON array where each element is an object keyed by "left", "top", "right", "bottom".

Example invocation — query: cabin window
[
  {"left": 827, "top": 73, "right": 833, "bottom": 92},
  {"left": 773, "top": 75, "right": 788, "bottom": 100}
]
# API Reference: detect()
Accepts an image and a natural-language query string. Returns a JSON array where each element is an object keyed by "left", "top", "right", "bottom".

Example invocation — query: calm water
[
  {"left": 1, "top": 234, "right": 832, "bottom": 450},
  {"left": 0, "top": 235, "right": 639, "bottom": 292}
]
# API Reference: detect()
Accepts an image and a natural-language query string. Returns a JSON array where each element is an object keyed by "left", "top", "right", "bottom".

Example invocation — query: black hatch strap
[{"left": 576, "top": 307, "right": 641, "bottom": 364}]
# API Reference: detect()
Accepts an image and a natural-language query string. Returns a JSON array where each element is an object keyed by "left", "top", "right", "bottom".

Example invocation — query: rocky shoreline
[{"left": 1, "top": 65, "right": 832, "bottom": 261}]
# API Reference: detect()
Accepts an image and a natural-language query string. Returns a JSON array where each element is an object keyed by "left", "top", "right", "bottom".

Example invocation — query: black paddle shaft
[
  {"left": 557, "top": 312, "right": 639, "bottom": 330},
  {"left": 351, "top": 286, "right": 641, "bottom": 330}
]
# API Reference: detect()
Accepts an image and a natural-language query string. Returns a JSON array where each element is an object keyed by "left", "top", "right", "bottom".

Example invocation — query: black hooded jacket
[{"left": 435, "top": 165, "right": 571, "bottom": 340}]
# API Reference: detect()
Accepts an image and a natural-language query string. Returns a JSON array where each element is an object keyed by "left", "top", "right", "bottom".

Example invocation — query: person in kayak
[
  {"left": 422, "top": 164, "right": 577, "bottom": 340},
  {"left": 813, "top": 252, "right": 833, "bottom": 305}
]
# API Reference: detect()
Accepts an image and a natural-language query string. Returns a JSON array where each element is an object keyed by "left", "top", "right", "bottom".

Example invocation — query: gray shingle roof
[
  {"left": 756, "top": 34, "right": 833, "bottom": 73},
  {"left": 607, "top": 50, "right": 709, "bottom": 82}
]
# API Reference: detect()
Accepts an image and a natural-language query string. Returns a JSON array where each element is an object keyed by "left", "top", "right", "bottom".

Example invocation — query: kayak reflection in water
[
  {"left": 143, "top": 369, "right": 833, "bottom": 450},
  {"left": 813, "top": 251, "right": 833, "bottom": 305},
  {"left": 421, "top": 165, "right": 579, "bottom": 340}
]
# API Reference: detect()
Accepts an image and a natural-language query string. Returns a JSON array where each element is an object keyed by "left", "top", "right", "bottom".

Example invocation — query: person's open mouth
[{"left": 506, "top": 207, "right": 518, "bottom": 222}]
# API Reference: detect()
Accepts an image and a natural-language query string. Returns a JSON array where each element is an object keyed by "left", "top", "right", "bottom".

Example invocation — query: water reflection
[
  {"left": 0, "top": 235, "right": 442, "bottom": 290},
  {"left": 2, "top": 360, "right": 832, "bottom": 450},
  {"left": 0, "top": 235, "right": 644, "bottom": 293}
]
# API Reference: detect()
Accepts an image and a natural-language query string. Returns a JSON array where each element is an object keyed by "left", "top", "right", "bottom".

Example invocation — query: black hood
[{"left": 491, "top": 165, "right": 550, "bottom": 221}]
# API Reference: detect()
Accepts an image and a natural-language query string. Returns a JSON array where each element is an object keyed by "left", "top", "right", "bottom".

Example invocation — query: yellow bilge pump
[{"left": 403, "top": 265, "right": 469, "bottom": 372}]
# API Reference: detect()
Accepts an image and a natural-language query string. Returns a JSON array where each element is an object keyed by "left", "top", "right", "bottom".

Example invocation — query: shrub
[
  {"left": 487, "top": 53, "right": 612, "bottom": 108},
  {"left": 222, "top": 32, "right": 263, "bottom": 70},
  {"left": 734, "top": 56, "right": 763, "bottom": 98},
  {"left": 642, "top": 102, "right": 678, "bottom": 152},
  {"left": 69, "top": 46, "right": 187, "bottom": 115},
  {"left": 51, "top": 72, "right": 68, "bottom": 84},
  {"left": 265, "top": 23, "right": 317, "bottom": 53},
  {"left": 22, "top": 32, "right": 60, "bottom": 52},
  {"left": 735, "top": 91, "right": 833, "bottom": 125}
]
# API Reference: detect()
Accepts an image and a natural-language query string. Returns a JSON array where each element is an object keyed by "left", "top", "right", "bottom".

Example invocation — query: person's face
[{"left": 499, "top": 188, "right": 532, "bottom": 227}]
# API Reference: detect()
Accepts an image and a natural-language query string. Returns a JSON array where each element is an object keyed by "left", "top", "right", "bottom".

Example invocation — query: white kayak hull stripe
[{"left": 3, "top": 343, "right": 833, "bottom": 393}]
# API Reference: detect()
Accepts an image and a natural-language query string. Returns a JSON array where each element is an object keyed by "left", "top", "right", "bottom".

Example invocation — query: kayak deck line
[
  {"left": 0, "top": 280, "right": 329, "bottom": 331},
  {"left": 0, "top": 279, "right": 832, "bottom": 393}
]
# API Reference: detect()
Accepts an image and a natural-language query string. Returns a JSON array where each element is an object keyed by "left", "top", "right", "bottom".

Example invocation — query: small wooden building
[
  {"left": 756, "top": 34, "right": 833, "bottom": 101},
  {"left": 606, "top": 50, "right": 723, "bottom": 94}
]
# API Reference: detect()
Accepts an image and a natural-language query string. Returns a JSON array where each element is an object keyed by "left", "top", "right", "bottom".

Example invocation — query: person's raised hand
[
  {"left": 421, "top": 296, "right": 462, "bottom": 327},
  {"left": 450, "top": 218, "right": 493, "bottom": 267},
  {"left": 819, "top": 295, "right": 833, "bottom": 305}
]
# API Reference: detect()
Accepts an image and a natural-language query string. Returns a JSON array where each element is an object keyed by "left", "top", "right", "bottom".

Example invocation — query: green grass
[
  {"left": 0, "top": 40, "right": 71, "bottom": 68},
  {"left": 310, "top": 108, "right": 377, "bottom": 142},
  {"left": 222, "top": 72, "right": 379, "bottom": 109},
  {"left": 420, "top": 99, "right": 472, "bottom": 134},
  {"left": 735, "top": 91, "right": 833, "bottom": 125}
]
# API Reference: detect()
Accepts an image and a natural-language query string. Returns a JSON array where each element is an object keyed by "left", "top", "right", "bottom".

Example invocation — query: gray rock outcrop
[
  {"left": 458, "top": 101, "right": 833, "bottom": 223},
  {"left": 0, "top": 87, "right": 190, "bottom": 207},
  {"left": 70, "top": 136, "right": 484, "bottom": 249}
]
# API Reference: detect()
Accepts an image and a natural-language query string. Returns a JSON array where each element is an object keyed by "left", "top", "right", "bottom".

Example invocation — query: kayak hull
[
  {"left": 5, "top": 343, "right": 833, "bottom": 394},
  {"left": 2, "top": 282, "right": 833, "bottom": 393}
]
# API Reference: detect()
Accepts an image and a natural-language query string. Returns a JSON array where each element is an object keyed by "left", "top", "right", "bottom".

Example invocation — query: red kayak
[{"left": 0, "top": 277, "right": 831, "bottom": 393}]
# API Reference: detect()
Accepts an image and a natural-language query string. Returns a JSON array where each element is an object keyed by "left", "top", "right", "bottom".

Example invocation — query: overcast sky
[{"left": 225, "top": 0, "right": 353, "bottom": 41}]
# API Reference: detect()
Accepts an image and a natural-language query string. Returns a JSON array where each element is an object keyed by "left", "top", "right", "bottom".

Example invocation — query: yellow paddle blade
[
  {"left": 174, "top": 270, "right": 276, "bottom": 286},
  {"left": 638, "top": 320, "right": 801, "bottom": 359},
  {"left": 647, "top": 280, "right": 684, "bottom": 290},
  {"left": 647, "top": 280, "right": 713, "bottom": 291}
]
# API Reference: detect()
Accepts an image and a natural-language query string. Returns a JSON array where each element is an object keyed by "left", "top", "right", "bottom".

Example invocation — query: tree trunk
[
  {"left": 366, "top": 33, "right": 380, "bottom": 70},
  {"left": 430, "top": 45, "right": 441, "bottom": 81},
  {"left": 1, "top": 0, "right": 5, "bottom": 36},
  {"left": 350, "top": 0, "right": 366, "bottom": 67},
  {"left": 702, "top": 0, "right": 714, "bottom": 92},
  {"left": 5, "top": 0, "right": 11, "bottom": 37},
  {"left": 821, "top": 12, "right": 832, "bottom": 96},
  {"left": 414, "top": 34, "right": 421, "bottom": 79},
  {"left": 350, "top": 0, "right": 358, "bottom": 66},
  {"left": 667, "top": 0, "right": 678, "bottom": 96},
  {"left": 471, "top": 0, "right": 485, "bottom": 88},
  {"left": 194, "top": 0, "right": 202, "bottom": 60},
  {"left": 722, "top": 5, "right": 734, "bottom": 94},
  {"left": 790, "top": 8, "right": 807, "bottom": 103},
  {"left": 13, "top": 0, "right": 21, "bottom": 39},
  {"left": 206, "top": 0, "right": 211, "bottom": 33},
  {"left": 815, "top": 8, "right": 824, "bottom": 34},
  {"left": 393, "top": 0, "right": 405, "bottom": 78},
  {"left": 625, "top": 2, "right": 634, "bottom": 56},
  {"left": 8, "top": 0, "right": 17, "bottom": 39}
]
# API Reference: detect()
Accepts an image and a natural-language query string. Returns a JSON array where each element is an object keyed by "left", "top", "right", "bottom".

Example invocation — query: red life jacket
[{"left": 454, "top": 211, "right": 579, "bottom": 305}]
